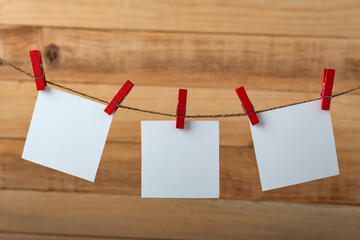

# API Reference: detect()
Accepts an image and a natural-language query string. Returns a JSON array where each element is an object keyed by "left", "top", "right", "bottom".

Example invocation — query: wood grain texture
[
  {"left": 0, "top": 232, "right": 139, "bottom": 240},
  {"left": 0, "top": 1, "right": 360, "bottom": 238},
  {"left": 0, "top": 80, "right": 359, "bottom": 151},
  {"left": 1, "top": 190, "right": 360, "bottom": 240},
  {"left": 1, "top": 26, "right": 360, "bottom": 92},
  {"left": 0, "top": 0, "right": 360, "bottom": 38},
  {"left": 1, "top": 139, "right": 360, "bottom": 204}
]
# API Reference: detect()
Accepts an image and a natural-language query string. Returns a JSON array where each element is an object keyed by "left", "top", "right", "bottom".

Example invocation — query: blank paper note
[
  {"left": 141, "top": 121, "right": 219, "bottom": 198},
  {"left": 250, "top": 100, "right": 339, "bottom": 191},
  {"left": 22, "top": 87, "right": 113, "bottom": 182}
]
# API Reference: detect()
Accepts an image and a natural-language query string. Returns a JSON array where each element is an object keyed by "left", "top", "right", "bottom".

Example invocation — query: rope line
[{"left": 1, "top": 57, "right": 359, "bottom": 118}]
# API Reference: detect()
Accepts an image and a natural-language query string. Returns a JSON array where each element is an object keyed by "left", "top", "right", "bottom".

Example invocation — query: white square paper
[
  {"left": 141, "top": 121, "right": 219, "bottom": 198},
  {"left": 250, "top": 100, "right": 339, "bottom": 191},
  {"left": 22, "top": 87, "right": 113, "bottom": 182}
]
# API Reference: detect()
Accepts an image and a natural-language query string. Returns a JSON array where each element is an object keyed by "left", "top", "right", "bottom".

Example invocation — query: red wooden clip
[
  {"left": 176, "top": 89, "right": 187, "bottom": 129},
  {"left": 320, "top": 69, "right": 335, "bottom": 110},
  {"left": 104, "top": 80, "right": 134, "bottom": 115},
  {"left": 29, "top": 50, "right": 47, "bottom": 90},
  {"left": 235, "top": 86, "right": 259, "bottom": 126}
]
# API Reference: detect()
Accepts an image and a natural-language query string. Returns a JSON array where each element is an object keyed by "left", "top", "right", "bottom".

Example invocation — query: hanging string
[{"left": 1, "top": 57, "right": 359, "bottom": 118}]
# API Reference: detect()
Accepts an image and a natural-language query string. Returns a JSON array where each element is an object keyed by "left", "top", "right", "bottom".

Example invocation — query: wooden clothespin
[
  {"left": 320, "top": 69, "right": 335, "bottom": 110},
  {"left": 104, "top": 80, "right": 134, "bottom": 115},
  {"left": 235, "top": 86, "right": 259, "bottom": 125},
  {"left": 176, "top": 89, "right": 187, "bottom": 129},
  {"left": 29, "top": 50, "right": 47, "bottom": 90}
]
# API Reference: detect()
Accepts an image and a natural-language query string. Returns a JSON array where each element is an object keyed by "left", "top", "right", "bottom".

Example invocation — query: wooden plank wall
[{"left": 0, "top": 0, "right": 359, "bottom": 239}]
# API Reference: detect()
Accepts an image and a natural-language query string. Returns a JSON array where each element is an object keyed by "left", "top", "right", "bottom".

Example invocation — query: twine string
[{"left": 1, "top": 57, "right": 359, "bottom": 118}]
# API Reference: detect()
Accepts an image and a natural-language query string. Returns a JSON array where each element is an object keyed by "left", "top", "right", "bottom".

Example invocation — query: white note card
[
  {"left": 22, "top": 87, "right": 113, "bottom": 182},
  {"left": 141, "top": 121, "right": 219, "bottom": 198},
  {"left": 250, "top": 100, "right": 339, "bottom": 191}
]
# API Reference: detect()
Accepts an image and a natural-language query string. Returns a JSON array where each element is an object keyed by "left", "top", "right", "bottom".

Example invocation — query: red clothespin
[
  {"left": 320, "top": 69, "right": 335, "bottom": 110},
  {"left": 104, "top": 80, "right": 134, "bottom": 115},
  {"left": 235, "top": 86, "right": 259, "bottom": 126},
  {"left": 29, "top": 50, "right": 47, "bottom": 90},
  {"left": 176, "top": 89, "right": 187, "bottom": 129}
]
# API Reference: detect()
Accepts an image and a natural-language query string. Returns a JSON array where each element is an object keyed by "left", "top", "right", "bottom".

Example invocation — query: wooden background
[{"left": 0, "top": 0, "right": 360, "bottom": 239}]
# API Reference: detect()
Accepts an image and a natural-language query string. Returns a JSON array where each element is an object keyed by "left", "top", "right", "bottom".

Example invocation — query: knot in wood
[{"left": 45, "top": 44, "right": 60, "bottom": 65}]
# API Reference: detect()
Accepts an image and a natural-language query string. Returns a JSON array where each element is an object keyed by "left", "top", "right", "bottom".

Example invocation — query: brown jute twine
[{"left": 1, "top": 58, "right": 359, "bottom": 118}]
